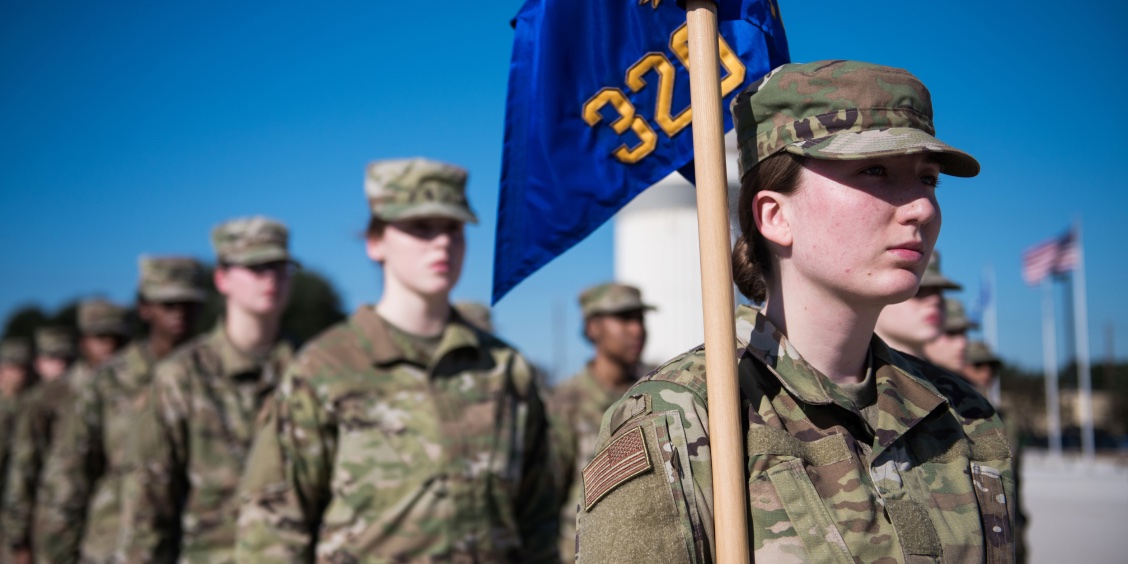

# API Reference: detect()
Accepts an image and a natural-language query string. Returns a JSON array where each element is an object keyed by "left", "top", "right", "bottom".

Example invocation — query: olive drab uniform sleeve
[
  {"left": 549, "top": 366, "right": 641, "bottom": 562},
  {"left": 237, "top": 307, "right": 559, "bottom": 563},
  {"left": 579, "top": 311, "right": 1016, "bottom": 564}
]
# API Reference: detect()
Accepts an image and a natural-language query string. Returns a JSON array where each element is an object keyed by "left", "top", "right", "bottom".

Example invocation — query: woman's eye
[
  {"left": 861, "top": 165, "right": 886, "bottom": 176},
  {"left": 921, "top": 173, "right": 941, "bottom": 187}
]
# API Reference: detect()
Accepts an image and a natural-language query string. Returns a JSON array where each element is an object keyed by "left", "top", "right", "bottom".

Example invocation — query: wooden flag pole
[{"left": 685, "top": 1, "right": 750, "bottom": 562}]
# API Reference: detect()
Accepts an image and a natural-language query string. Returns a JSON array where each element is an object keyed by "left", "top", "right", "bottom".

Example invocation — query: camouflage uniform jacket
[
  {"left": 236, "top": 306, "right": 559, "bottom": 563},
  {"left": 121, "top": 324, "right": 293, "bottom": 563},
  {"left": 0, "top": 392, "right": 29, "bottom": 557},
  {"left": 549, "top": 365, "right": 638, "bottom": 562},
  {"left": 36, "top": 342, "right": 155, "bottom": 564},
  {"left": 2, "top": 363, "right": 87, "bottom": 550},
  {"left": 577, "top": 312, "right": 1016, "bottom": 563}
]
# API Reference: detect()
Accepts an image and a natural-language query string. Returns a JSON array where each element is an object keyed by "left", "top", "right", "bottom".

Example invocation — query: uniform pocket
[
  {"left": 970, "top": 462, "right": 1014, "bottom": 564},
  {"left": 750, "top": 458, "right": 853, "bottom": 564}
]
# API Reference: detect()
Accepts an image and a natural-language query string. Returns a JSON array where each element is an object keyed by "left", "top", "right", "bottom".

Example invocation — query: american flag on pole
[{"left": 1022, "top": 230, "right": 1079, "bottom": 285}]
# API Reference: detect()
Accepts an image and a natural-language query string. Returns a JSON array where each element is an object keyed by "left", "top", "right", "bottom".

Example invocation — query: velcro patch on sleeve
[{"left": 582, "top": 425, "right": 652, "bottom": 511}]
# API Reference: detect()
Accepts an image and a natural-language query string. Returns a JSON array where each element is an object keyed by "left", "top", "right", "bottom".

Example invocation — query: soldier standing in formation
[
  {"left": 874, "top": 251, "right": 961, "bottom": 359},
  {"left": 578, "top": 60, "right": 1016, "bottom": 562},
  {"left": 36, "top": 257, "right": 206, "bottom": 563},
  {"left": 0, "top": 338, "right": 33, "bottom": 562},
  {"left": 120, "top": 218, "right": 298, "bottom": 562},
  {"left": 549, "top": 282, "right": 653, "bottom": 560},
  {"left": 924, "top": 297, "right": 975, "bottom": 373},
  {"left": 2, "top": 326, "right": 77, "bottom": 563},
  {"left": 237, "top": 158, "right": 559, "bottom": 562}
]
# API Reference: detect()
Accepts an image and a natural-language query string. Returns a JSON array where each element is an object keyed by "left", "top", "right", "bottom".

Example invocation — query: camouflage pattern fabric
[
  {"left": 236, "top": 306, "right": 559, "bottom": 562},
  {"left": 365, "top": 157, "right": 478, "bottom": 224},
  {"left": 78, "top": 299, "right": 131, "bottom": 337},
  {"left": 578, "top": 283, "right": 655, "bottom": 320},
  {"left": 138, "top": 256, "right": 208, "bottom": 303},
  {"left": 211, "top": 216, "right": 295, "bottom": 267},
  {"left": 577, "top": 311, "right": 1015, "bottom": 563},
  {"left": 0, "top": 338, "right": 31, "bottom": 366},
  {"left": 1, "top": 362, "right": 88, "bottom": 553},
  {"left": 35, "top": 341, "right": 156, "bottom": 564},
  {"left": 0, "top": 393, "right": 30, "bottom": 560},
  {"left": 548, "top": 365, "right": 640, "bottom": 562},
  {"left": 920, "top": 250, "right": 962, "bottom": 291},
  {"left": 730, "top": 60, "right": 980, "bottom": 179},
  {"left": 119, "top": 324, "right": 293, "bottom": 563},
  {"left": 942, "top": 297, "right": 978, "bottom": 333},
  {"left": 34, "top": 326, "right": 76, "bottom": 359}
]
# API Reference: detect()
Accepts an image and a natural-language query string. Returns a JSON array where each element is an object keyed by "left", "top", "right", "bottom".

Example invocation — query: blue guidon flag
[{"left": 492, "top": 0, "right": 789, "bottom": 303}]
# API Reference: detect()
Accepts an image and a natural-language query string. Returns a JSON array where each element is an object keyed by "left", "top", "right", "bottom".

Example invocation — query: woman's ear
[
  {"left": 365, "top": 234, "right": 385, "bottom": 264},
  {"left": 753, "top": 190, "right": 793, "bottom": 248}
]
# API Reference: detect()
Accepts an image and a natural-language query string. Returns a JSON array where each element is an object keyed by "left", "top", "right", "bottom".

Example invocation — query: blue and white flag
[{"left": 492, "top": 0, "right": 789, "bottom": 303}]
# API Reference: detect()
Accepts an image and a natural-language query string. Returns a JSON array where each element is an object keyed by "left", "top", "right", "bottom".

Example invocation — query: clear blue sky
[{"left": 2, "top": 0, "right": 1125, "bottom": 380}]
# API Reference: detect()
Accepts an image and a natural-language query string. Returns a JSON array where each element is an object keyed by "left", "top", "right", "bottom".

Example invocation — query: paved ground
[{"left": 1023, "top": 451, "right": 1128, "bottom": 563}]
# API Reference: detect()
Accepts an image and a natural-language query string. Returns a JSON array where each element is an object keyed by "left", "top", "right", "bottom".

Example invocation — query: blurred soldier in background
[
  {"left": 964, "top": 340, "right": 1028, "bottom": 563},
  {"left": 36, "top": 257, "right": 205, "bottom": 564},
  {"left": 71, "top": 299, "right": 133, "bottom": 390},
  {"left": 0, "top": 337, "right": 33, "bottom": 563},
  {"left": 453, "top": 301, "right": 493, "bottom": 333},
  {"left": 2, "top": 326, "right": 76, "bottom": 563},
  {"left": 121, "top": 217, "right": 297, "bottom": 562},
  {"left": 875, "top": 250, "right": 961, "bottom": 358},
  {"left": 549, "top": 282, "right": 653, "bottom": 561},
  {"left": 924, "top": 297, "right": 975, "bottom": 373},
  {"left": 237, "top": 158, "right": 558, "bottom": 562}
]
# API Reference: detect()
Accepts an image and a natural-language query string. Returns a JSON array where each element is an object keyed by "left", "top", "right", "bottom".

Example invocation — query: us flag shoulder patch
[{"left": 582, "top": 425, "right": 651, "bottom": 511}]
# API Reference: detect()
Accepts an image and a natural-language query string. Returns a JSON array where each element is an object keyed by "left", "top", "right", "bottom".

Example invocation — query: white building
[{"left": 614, "top": 132, "right": 744, "bottom": 367}]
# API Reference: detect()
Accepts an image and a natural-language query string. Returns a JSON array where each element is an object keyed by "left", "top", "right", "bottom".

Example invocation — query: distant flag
[
  {"left": 1022, "top": 230, "right": 1079, "bottom": 285},
  {"left": 492, "top": 0, "right": 789, "bottom": 303},
  {"left": 970, "top": 269, "right": 992, "bottom": 326}
]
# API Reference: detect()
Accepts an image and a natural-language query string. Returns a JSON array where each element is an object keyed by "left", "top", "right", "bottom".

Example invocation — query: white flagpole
[
  {"left": 1042, "top": 278, "right": 1062, "bottom": 458},
  {"left": 1072, "top": 220, "right": 1095, "bottom": 462}
]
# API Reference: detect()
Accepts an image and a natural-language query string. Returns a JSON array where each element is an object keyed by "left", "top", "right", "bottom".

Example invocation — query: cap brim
[
  {"left": 141, "top": 287, "right": 207, "bottom": 303},
  {"left": 784, "top": 127, "right": 980, "bottom": 178},
  {"left": 379, "top": 203, "right": 478, "bottom": 225},
  {"left": 224, "top": 249, "right": 299, "bottom": 268},
  {"left": 919, "top": 272, "right": 963, "bottom": 291},
  {"left": 585, "top": 304, "right": 656, "bottom": 319}
]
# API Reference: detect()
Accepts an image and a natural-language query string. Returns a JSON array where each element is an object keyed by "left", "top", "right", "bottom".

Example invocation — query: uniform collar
[
  {"left": 349, "top": 305, "right": 485, "bottom": 371},
  {"left": 741, "top": 311, "right": 948, "bottom": 449},
  {"left": 205, "top": 322, "right": 293, "bottom": 379}
]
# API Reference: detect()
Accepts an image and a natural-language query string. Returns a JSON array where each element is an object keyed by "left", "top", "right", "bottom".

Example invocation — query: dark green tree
[
  {"left": 2, "top": 305, "right": 48, "bottom": 340},
  {"left": 281, "top": 269, "right": 346, "bottom": 345}
]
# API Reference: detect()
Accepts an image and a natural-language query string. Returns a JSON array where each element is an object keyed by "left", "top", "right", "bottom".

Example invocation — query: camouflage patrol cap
[
  {"left": 0, "top": 337, "right": 31, "bottom": 366},
  {"left": 211, "top": 216, "right": 297, "bottom": 267},
  {"left": 454, "top": 301, "right": 493, "bottom": 333},
  {"left": 580, "top": 283, "right": 655, "bottom": 320},
  {"left": 941, "top": 297, "right": 978, "bottom": 333},
  {"left": 138, "top": 256, "right": 207, "bottom": 303},
  {"left": 919, "top": 250, "right": 962, "bottom": 291},
  {"left": 365, "top": 158, "right": 478, "bottom": 224},
  {"left": 731, "top": 60, "right": 980, "bottom": 180},
  {"left": 78, "top": 298, "right": 130, "bottom": 336},
  {"left": 966, "top": 340, "right": 1001, "bottom": 366},
  {"left": 34, "top": 326, "right": 76, "bottom": 359}
]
